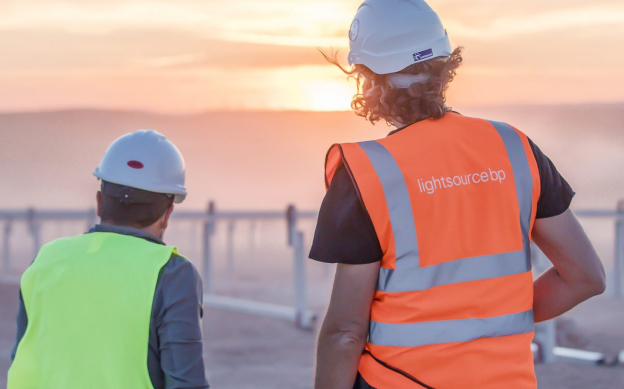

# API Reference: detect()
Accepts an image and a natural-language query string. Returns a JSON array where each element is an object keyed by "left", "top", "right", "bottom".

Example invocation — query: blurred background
[{"left": 0, "top": 0, "right": 623, "bottom": 388}]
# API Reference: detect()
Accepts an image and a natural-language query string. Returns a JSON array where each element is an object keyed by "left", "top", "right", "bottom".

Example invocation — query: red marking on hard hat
[{"left": 127, "top": 160, "right": 144, "bottom": 169}]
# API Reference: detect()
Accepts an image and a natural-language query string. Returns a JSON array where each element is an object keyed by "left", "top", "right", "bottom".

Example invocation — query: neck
[{"left": 100, "top": 220, "right": 163, "bottom": 240}]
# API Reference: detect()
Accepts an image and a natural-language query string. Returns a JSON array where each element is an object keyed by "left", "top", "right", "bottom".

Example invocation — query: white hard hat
[
  {"left": 93, "top": 130, "right": 187, "bottom": 203},
  {"left": 348, "top": 0, "right": 452, "bottom": 75}
]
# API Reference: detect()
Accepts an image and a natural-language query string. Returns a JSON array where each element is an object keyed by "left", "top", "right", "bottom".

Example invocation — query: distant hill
[{"left": 0, "top": 104, "right": 622, "bottom": 210}]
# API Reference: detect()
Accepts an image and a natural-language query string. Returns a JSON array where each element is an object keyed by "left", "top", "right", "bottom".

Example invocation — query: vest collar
[{"left": 387, "top": 111, "right": 463, "bottom": 137}]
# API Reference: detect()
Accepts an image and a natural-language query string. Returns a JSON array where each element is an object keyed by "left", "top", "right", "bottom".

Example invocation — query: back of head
[
  {"left": 99, "top": 181, "right": 174, "bottom": 228},
  {"left": 326, "top": 0, "right": 463, "bottom": 126}
]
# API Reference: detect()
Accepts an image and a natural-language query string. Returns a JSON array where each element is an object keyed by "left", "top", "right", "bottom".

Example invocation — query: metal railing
[
  {"left": 530, "top": 202, "right": 624, "bottom": 365},
  {"left": 198, "top": 202, "right": 318, "bottom": 329},
  {"left": 1, "top": 201, "right": 623, "bottom": 331},
  {"left": 0, "top": 202, "right": 319, "bottom": 330}
]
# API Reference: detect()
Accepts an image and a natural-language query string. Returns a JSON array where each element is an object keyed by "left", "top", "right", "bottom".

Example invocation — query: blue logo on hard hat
[{"left": 413, "top": 48, "right": 434, "bottom": 62}]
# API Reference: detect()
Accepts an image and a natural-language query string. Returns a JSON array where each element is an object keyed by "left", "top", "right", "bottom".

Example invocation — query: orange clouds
[{"left": 0, "top": 0, "right": 622, "bottom": 112}]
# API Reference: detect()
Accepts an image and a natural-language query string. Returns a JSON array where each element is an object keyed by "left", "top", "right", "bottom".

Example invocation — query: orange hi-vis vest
[{"left": 325, "top": 113, "right": 541, "bottom": 389}]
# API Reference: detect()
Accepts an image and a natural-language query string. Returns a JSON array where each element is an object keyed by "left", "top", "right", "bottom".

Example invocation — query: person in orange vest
[{"left": 310, "top": 1, "right": 606, "bottom": 388}]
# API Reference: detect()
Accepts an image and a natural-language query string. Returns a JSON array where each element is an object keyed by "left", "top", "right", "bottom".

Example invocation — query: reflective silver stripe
[
  {"left": 358, "top": 141, "right": 419, "bottom": 273},
  {"left": 369, "top": 310, "right": 535, "bottom": 347},
  {"left": 488, "top": 120, "right": 534, "bottom": 256},
  {"left": 359, "top": 122, "right": 535, "bottom": 293},
  {"left": 378, "top": 249, "right": 529, "bottom": 293}
]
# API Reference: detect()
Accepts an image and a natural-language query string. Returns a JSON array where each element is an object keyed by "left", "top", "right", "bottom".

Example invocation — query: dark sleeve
[
  {"left": 528, "top": 138, "right": 576, "bottom": 219},
  {"left": 152, "top": 255, "right": 209, "bottom": 389},
  {"left": 309, "top": 163, "right": 383, "bottom": 264},
  {"left": 11, "top": 290, "right": 28, "bottom": 361}
]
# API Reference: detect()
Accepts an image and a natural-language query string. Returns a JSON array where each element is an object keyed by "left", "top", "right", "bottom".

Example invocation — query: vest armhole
[
  {"left": 156, "top": 248, "right": 187, "bottom": 283},
  {"left": 171, "top": 247, "right": 188, "bottom": 261},
  {"left": 326, "top": 144, "right": 383, "bottom": 258}
]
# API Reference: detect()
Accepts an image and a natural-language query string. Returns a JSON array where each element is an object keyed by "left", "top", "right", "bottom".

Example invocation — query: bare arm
[
  {"left": 315, "top": 262, "right": 380, "bottom": 389},
  {"left": 532, "top": 209, "right": 606, "bottom": 323}
]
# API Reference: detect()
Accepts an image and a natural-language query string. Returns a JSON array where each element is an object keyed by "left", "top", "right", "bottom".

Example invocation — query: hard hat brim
[{"left": 93, "top": 170, "right": 187, "bottom": 204}]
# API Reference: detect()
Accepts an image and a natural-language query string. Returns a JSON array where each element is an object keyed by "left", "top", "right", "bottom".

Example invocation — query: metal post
[
  {"left": 27, "top": 208, "right": 41, "bottom": 258},
  {"left": 226, "top": 220, "right": 235, "bottom": 273},
  {"left": 86, "top": 208, "right": 98, "bottom": 231},
  {"left": 203, "top": 201, "right": 216, "bottom": 294},
  {"left": 56, "top": 221, "right": 64, "bottom": 238},
  {"left": 535, "top": 320, "right": 557, "bottom": 363},
  {"left": 614, "top": 200, "right": 624, "bottom": 298},
  {"left": 323, "top": 263, "right": 334, "bottom": 279},
  {"left": 293, "top": 230, "right": 309, "bottom": 329},
  {"left": 286, "top": 205, "right": 297, "bottom": 246},
  {"left": 190, "top": 220, "right": 198, "bottom": 259},
  {"left": 287, "top": 205, "right": 298, "bottom": 322},
  {"left": 2, "top": 219, "right": 12, "bottom": 276},
  {"left": 287, "top": 204, "right": 313, "bottom": 329},
  {"left": 248, "top": 221, "right": 256, "bottom": 262}
]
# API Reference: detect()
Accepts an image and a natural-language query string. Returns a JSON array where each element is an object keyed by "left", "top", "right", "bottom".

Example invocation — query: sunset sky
[{"left": 1, "top": 0, "right": 623, "bottom": 112}]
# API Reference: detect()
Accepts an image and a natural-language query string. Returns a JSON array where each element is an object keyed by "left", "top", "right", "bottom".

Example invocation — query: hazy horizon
[
  {"left": 2, "top": 100, "right": 624, "bottom": 116},
  {"left": 1, "top": 103, "right": 622, "bottom": 212}
]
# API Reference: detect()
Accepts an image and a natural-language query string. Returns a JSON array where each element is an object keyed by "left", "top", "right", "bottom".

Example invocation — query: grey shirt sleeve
[
  {"left": 11, "top": 290, "right": 28, "bottom": 361},
  {"left": 149, "top": 254, "right": 209, "bottom": 389}
]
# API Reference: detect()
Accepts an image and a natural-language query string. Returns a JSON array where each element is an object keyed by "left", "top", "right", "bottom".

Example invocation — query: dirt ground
[{"left": 1, "top": 282, "right": 623, "bottom": 389}]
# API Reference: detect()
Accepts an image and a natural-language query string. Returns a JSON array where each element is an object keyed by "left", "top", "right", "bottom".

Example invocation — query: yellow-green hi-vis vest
[{"left": 8, "top": 232, "right": 182, "bottom": 389}]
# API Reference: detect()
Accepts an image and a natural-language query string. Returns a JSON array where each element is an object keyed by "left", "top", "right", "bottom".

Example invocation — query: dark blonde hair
[{"left": 322, "top": 47, "right": 463, "bottom": 126}]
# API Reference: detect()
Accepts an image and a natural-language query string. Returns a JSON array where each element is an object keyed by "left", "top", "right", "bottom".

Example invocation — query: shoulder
[
  {"left": 160, "top": 253, "right": 202, "bottom": 285},
  {"left": 153, "top": 253, "right": 204, "bottom": 322},
  {"left": 36, "top": 234, "right": 82, "bottom": 252},
  {"left": 27, "top": 235, "right": 86, "bottom": 269},
  {"left": 324, "top": 140, "right": 382, "bottom": 192}
]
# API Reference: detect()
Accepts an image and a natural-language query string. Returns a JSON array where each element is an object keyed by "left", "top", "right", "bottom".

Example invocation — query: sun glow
[{"left": 303, "top": 80, "right": 354, "bottom": 112}]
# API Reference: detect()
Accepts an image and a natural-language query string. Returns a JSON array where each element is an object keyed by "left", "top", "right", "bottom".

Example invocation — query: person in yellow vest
[
  {"left": 310, "top": 1, "right": 606, "bottom": 388},
  {"left": 8, "top": 130, "right": 210, "bottom": 389}
]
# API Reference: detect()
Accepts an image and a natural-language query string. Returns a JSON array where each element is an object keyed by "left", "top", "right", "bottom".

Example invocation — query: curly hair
[{"left": 322, "top": 47, "right": 463, "bottom": 126}]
